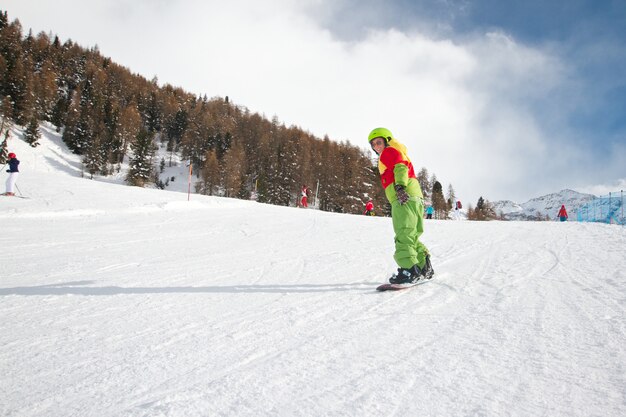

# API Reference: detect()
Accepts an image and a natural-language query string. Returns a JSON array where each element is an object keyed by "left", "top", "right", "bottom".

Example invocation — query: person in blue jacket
[
  {"left": 425, "top": 205, "right": 434, "bottom": 219},
  {"left": 4, "top": 152, "right": 19, "bottom": 196}
]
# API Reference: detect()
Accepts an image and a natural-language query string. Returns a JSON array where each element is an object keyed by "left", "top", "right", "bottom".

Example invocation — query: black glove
[{"left": 394, "top": 184, "right": 409, "bottom": 205}]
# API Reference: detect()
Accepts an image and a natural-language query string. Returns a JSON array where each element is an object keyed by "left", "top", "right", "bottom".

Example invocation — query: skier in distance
[{"left": 3, "top": 152, "right": 19, "bottom": 196}]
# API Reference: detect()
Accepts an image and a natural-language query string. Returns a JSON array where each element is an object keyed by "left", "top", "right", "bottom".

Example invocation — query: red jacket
[
  {"left": 557, "top": 205, "right": 568, "bottom": 218},
  {"left": 378, "top": 146, "right": 416, "bottom": 189}
]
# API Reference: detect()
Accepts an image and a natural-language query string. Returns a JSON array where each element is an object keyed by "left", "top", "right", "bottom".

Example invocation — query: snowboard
[
  {"left": 376, "top": 282, "right": 420, "bottom": 291},
  {"left": 376, "top": 275, "right": 433, "bottom": 291}
]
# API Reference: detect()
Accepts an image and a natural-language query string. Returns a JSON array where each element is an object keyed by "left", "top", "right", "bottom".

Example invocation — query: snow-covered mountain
[
  {"left": 494, "top": 189, "right": 596, "bottom": 221},
  {"left": 492, "top": 199, "right": 524, "bottom": 216}
]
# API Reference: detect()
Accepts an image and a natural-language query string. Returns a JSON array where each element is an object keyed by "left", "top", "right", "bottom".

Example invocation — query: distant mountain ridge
[{"left": 493, "top": 189, "right": 596, "bottom": 221}]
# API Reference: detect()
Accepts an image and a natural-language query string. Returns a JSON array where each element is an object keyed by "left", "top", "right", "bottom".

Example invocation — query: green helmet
[{"left": 368, "top": 127, "right": 394, "bottom": 143}]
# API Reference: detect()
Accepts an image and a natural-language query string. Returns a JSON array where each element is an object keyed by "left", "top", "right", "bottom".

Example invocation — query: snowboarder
[
  {"left": 425, "top": 205, "right": 434, "bottom": 219},
  {"left": 368, "top": 127, "right": 433, "bottom": 284},
  {"left": 300, "top": 184, "right": 309, "bottom": 208},
  {"left": 363, "top": 199, "right": 374, "bottom": 216},
  {"left": 557, "top": 205, "right": 568, "bottom": 222},
  {"left": 3, "top": 152, "right": 19, "bottom": 196}
]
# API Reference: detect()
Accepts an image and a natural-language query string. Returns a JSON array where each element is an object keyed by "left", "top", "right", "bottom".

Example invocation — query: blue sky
[
  {"left": 323, "top": 0, "right": 626, "bottom": 153},
  {"left": 3, "top": 0, "right": 625, "bottom": 203}
]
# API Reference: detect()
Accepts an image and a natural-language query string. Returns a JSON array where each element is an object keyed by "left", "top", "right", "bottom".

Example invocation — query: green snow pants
[{"left": 391, "top": 197, "right": 429, "bottom": 269}]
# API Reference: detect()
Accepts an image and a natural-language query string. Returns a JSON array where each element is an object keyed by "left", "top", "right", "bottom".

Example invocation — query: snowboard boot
[
  {"left": 422, "top": 255, "right": 434, "bottom": 280},
  {"left": 389, "top": 264, "right": 422, "bottom": 285}
]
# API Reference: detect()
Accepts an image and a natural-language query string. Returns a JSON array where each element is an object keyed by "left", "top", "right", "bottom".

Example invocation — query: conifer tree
[
  {"left": 144, "top": 90, "right": 161, "bottom": 133},
  {"left": 0, "top": 130, "right": 8, "bottom": 164},
  {"left": 50, "top": 95, "right": 68, "bottom": 131},
  {"left": 0, "top": 11, "right": 8, "bottom": 30},
  {"left": 0, "top": 95, "right": 13, "bottom": 139},
  {"left": 216, "top": 131, "right": 232, "bottom": 159},
  {"left": 83, "top": 135, "right": 104, "bottom": 179},
  {"left": 470, "top": 196, "right": 497, "bottom": 221},
  {"left": 166, "top": 108, "right": 188, "bottom": 146},
  {"left": 61, "top": 90, "right": 80, "bottom": 151},
  {"left": 431, "top": 181, "right": 448, "bottom": 219},
  {"left": 72, "top": 111, "right": 91, "bottom": 154},
  {"left": 24, "top": 115, "right": 40, "bottom": 147},
  {"left": 264, "top": 138, "right": 292, "bottom": 206},
  {"left": 126, "top": 128, "right": 155, "bottom": 186},
  {"left": 101, "top": 98, "right": 120, "bottom": 170}
]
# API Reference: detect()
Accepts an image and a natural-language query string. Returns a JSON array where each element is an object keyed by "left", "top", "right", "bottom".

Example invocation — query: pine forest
[{"left": 0, "top": 11, "right": 461, "bottom": 216}]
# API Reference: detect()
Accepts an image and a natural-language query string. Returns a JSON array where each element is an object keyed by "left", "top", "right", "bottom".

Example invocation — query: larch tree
[
  {"left": 199, "top": 149, "right": 220, "bottom": 195},
  {"left": 417, "top": 167, "right": 430, "bottom": 199},
  {"left": 221, "top": 140, "right": 247, "bottom": 198},
  {"left": 116, "top": 104, "right": 142, "bottom": 166}
]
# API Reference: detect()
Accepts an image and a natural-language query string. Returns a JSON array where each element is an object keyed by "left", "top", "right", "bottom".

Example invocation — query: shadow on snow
[{"left": 0, "top": 280, "right": 382, "bottom": 296}]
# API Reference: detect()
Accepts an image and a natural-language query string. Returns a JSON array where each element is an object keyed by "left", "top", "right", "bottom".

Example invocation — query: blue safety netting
[{"left": 576, "top": 191, "right": 625, "bottom": 225}]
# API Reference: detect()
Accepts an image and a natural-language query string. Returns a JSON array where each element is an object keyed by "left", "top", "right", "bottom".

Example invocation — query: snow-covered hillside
[
  {"left": 492, "top": 199, "right": 524, "bottom": 216},
  {"left": 494, "top": 189, "right": 596, "bottom": 221},
  {"left": 0, "top": 122, "right": 197, "bottom": 195},
  {"left": 1, "top": 129, "right": 625, "bottom": 417}
]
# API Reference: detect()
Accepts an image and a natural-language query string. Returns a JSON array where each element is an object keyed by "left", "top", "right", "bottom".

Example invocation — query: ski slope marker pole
[
  {"left": 314, "top": 179, "right": 320, "bottom": 208},
  {"left": 187, "top": 159, "right": 192, "bottom": 201}
]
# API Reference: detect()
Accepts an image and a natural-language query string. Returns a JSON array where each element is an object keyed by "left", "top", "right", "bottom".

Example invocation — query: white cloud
[
  {"left": 576, "top": 178, "right": 626, "bottom": 197},
  {"left": 3, "top": 0, "right": 623, "bottom": 204}
]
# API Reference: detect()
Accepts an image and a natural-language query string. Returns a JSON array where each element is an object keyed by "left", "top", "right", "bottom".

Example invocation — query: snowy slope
[
  {"left": 1, "top": 130, "right": 625, "bottom": 417},
  {"left": 2, "top": 123, "right": 195, "bottom": 194}
]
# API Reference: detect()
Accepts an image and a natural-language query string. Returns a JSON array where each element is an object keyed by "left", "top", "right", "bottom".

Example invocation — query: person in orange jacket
[{"left": 557, "top": 205, "right": 568, "bottom": 222}]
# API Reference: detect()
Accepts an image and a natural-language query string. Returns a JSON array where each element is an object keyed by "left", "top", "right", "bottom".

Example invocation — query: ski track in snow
[{"left": 1, "top": 128, "right": 625, "bottom": 417}]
